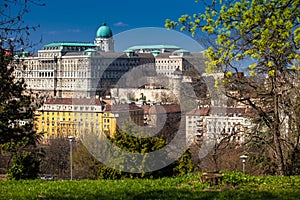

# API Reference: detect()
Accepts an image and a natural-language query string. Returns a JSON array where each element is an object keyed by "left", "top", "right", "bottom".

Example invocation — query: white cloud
[{"left": 113, "top": 22, "right": 129, "bottom": 27}]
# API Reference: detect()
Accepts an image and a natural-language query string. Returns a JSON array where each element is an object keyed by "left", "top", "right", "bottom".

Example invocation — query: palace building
[
  {"left": 12, "top": 23, "right": 155, "bottom": 98},
  {"left": 12, "top": 22, "right": 206, "bottom": 101}
]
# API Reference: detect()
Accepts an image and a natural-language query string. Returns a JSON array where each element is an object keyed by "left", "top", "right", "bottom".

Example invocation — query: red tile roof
[
  {"left": 104, "top": 103, "right": 143, "bottom": 112},
  {"left": 149, "top": 104, "right": 181, "bottom": 114},
  {"left": 44, "top": 98, "right": 104, "bottom": 106}
]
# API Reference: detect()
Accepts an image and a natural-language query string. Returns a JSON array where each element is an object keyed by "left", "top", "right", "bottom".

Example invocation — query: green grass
[{"left": 1, "top": 173, "right": 300, "bottom": 200}]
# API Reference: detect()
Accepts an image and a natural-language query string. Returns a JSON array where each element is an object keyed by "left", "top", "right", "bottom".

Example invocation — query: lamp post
[
  {"left": 240, "top": 154, "right": 248, "bottom": 173},
  {"left": 68, "top": 135, "right": 75, "bottom": 180}
]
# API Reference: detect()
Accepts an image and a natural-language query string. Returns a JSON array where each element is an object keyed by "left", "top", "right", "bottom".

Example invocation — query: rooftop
[
  {"left": 43, "top": 42, "right": 96, "bottom": 48},
  {"left": 104, "top": 104, "right": 144, "bottom": 112},
  {"left": 96, "top": 23, "right": 113, "bottom": 38},
  {"left": 44, "top": 98, "right": 104, "bottom": 106},
  {"left": 149, "top": 104, "right": 182, "bottom": 114}
]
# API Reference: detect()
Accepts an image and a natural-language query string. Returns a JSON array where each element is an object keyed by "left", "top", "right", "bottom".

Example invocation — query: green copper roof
[
  {"left": 173, "top": 49, "right": 189, "bottom": 53},
  {"left": 96, "top": 23, "right": 113, "bottom": 38},
  {"left": 44, "top": 42, "right": 96, "bottom": 48}
]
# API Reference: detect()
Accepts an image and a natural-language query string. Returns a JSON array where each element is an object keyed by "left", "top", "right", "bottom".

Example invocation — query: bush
[
  {"left": 7, "top": 151, "right": 40, "bottom": 180},
  {"left": 96, "top": 126, "right": 196, "bottom": 179},
  {"left": 222, "top": 171, "right": 262, "bottom": 186}
]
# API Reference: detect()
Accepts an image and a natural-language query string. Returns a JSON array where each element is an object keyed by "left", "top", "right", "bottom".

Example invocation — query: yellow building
[
  {"left": 35, "top": 98, "right": 117, "bottom": 143},
  {"left": 35, "top": 98, "right": 144, "bottom": 143}
]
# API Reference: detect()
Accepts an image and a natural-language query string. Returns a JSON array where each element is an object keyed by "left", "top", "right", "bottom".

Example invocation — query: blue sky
[{"left": 21, "top": 0, "right": 206, "bottom": 52}]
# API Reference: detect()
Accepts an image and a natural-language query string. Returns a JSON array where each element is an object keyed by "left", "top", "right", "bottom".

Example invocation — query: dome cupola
[{"left": 96, "top": 23, "right": 113, "bottom": 38}]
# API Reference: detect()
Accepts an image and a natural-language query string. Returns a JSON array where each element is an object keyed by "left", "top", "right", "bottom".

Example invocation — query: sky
[{"left": 19, "top": 0, "right": 207, "bottom": 52}]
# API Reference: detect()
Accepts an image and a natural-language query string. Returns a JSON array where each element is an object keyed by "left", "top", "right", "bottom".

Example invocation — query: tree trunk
[
  {"left": 273, "top": 91, "right": 285, "bottom": 176},
  {"left": 273, "top": 128, "right": 285, "bottom": 175}
]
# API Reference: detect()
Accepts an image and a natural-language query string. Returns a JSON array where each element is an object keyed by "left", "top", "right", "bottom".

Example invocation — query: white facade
[
  {"left": 186, "top": 107, "right": 251, "bottom": 145},
  {"left": 94, "top": 37, "right": 114, "bottom": 52},
  {"left": 205, "top": 115, "right": 250, "bottom": 143}
]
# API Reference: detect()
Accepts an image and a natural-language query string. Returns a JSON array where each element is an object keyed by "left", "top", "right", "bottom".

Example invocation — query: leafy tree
[
  {"left": 6, "top": 151, "right": 41, "bottom": 180},
  {"left": 96, "top": 123, "right": 196, "bottom": 179},
  {"left": 0, "top": 0, "right": 45, "bottom": 179},
  {"left": 166, "top": 0, "right": 300, "bottom": 175},
  {"left": 0, "top": 47, "right": 40, "bottom": 151}
]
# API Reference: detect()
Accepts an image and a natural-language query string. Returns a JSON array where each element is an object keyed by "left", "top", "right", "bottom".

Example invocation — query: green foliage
[
  {"left": 139, "top": 96, "right": 146, "bottom": 101},
  {"left": 166, "top": 0, "right": 300, "bottom": 176},
  {"left": 98, "top": 165, "right": 127, "bottom": 180},
  {"left": 172, "top": 149, "right": 196, "bottom": 176},
  {"left": 129, "top": 97, "right": 136, "bottom": 101},
  {"left": 96, "top": 124, "right": 196, "bottom": 179},
  {"left": 0, "top": 44, "right": 43, "bottom": 180},
  {"left": 6, "top": 151, "right": 40, "bottom": 180},
  {"left": 166, "top": 0, "right": 300, "bottom": 75},
  {"left": 0, "top": 48, "right": 41, "bottom": 152},
  {"left": 0, "top": 0, "right": 45, "bottom": 180},
  {"left": 222, "top": 171, "right": 263, "bottom": 186}
]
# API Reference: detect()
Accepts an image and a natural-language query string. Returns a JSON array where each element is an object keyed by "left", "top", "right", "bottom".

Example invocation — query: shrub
[
  {"left": 222, "top": 171, "right": 262, "bottom": 186},
  {"left": 7, "top": 151, "right": 40, "bottom": 180}
]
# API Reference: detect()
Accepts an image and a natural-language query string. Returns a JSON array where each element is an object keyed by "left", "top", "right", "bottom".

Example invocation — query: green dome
[{"left": 96, "top": 23, "right": 113, "bottom": 38}]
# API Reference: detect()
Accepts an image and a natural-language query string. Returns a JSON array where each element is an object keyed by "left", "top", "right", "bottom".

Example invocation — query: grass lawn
[{"left": 1, "top": 173, "right": 300, "bottom": 199}]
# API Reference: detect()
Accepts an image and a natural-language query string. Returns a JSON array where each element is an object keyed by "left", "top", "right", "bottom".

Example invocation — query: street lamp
[
  {"left": 68, "top": 135, "right": 75, "bottom": 180},
  {"left": 240, "top": 154, "right": 248, "bottom": 173}
]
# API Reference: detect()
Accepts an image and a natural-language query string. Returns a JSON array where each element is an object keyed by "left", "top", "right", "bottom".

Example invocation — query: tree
[
  {"left": 40, "top": 138, "right": 70, "bottom": 179},
  {"left": 95, "top": 123, "right": 195, "bottom": 179},
  {"left": 166, "top": 0, "right": 300, "bottom": 175},
  {"left": 0, "top": 0, "right": 45, "bottom": 179},
  {"left": 72, "top": 141, "right": 101, "bottom": 180},
  {"left": 6, "top": 151, "right": 41, "bottom": 180},
  {"left": 0, "top": 0, "right": 45, "bottom": 50},
  {"left": 0, "top": 47, "right": 40, "bottom": 150}
]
